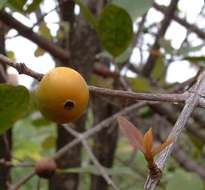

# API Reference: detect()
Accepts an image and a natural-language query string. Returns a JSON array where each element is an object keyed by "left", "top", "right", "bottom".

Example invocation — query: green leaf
[
  {"left": 151, "top": 56, "right": 166, "bottom": 80},
  {"left": 0, "top": 0, "right": 8, "bottom": 9},
  {"left": 73, "top": 0, "right": 97, "bottom": 29},
  {"left": 127, "top": 77, "right": 152, "bottom": 92},
  {"left": 97, "top": 47, "right": 132, "bottom": 64},
  {"left": 160, "top": 39, "right": 173, "bottom": 54},
  {"left": 6, "top": 50, "right": 16, "bottom": 60},
  {"left": 14, "top": 141, "right": 41, "bottom": 160},
  {"left": 138, "top": 106, "right": 153, "bottom": 118},
  {"left": 115, "top": 46, "right": 132, "bottom": 64},
  {"left": 34, "top": 47, "right": 45, "bottom": 57},
  {"left": 188, "top": 133, "right": 204, "bottom": 157},
  {"left": 13, "top": 113, "right": 56, "bottom": 160},
  {"left": 32, "top": 117, "right": 51, "bottom": 127},
  {"left": 177, "top": 44, "right": 204, "bottom": 56},
  {"left": 7, "top": 0, "right": 27, "bottom": 12},
  {"left": 7, "top": 0, "right": 42, "bottom": 12},
  {"left": 167, "top": 169, "right": 204, "bottom": 190},
  {"left": 56, "top": 21, "right": 70, "bottom": 40},
  {"left": 98, "top": 4, "right": 133, "bottom": 57},
  {"left": 91, "top": 74, "right": 113, "bottom": 88},
  {"left": 42, "top": 135, "right": 56, "bottom": 149},
  {"left": 38, "top": 22, "right": 52, "bottom": 40},
  {"left": 183, "top": 56, "right": 205, "bottom": 63},
  {"left": 26, "top": 0, "right": 42, "bottom": 13},
  {"left": 0, "top": 84, "right": 30, "bottom": 134},
  {"left": 34, "top": 22, "right": 51, "bottom": 56},
  {"left": 183, "top": 56, "right": 205, "bottom": 68},
  {"left": 111, "top": 0, "right": 153, "bottom": 20}
]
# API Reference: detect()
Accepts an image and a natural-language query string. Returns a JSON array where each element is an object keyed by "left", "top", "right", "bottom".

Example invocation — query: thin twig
[
  {"left": 0, "top": 54, "right": 43, "bottom": 81},
  {"left": 9, "top": 171, "right": 35, "bottom": 190},
  {"left": 1, "top": 53, "right": 205, "bottom": 190},
  {"left": 1, "top": 54, "right": 205, "bottom": 108},
  {"left": 0, "top": 11, "right": 70, "bottom": 62},
  {"left": 63, "top": 126, "right": 120, "bottom": 190},
  {"left": 144, "top": 71, "right": 205, "bottom": 190},
  {"left": 154, "top": 3, "right": 205, "bottom": 41},
  {"left": 53, "top": 102, "right": 146, "bottom": 160},
  {"left": 142, "top": 0, "right": 179, "bottom": 76},
  {"left": 3, "top": 133, "right": 11, "bottom": 159},
  {"left": 89, "top": 85, "right": 188, "bottom": 105},
  {"left": 0, "top": 159, "right": 34, "bottom": 168},
  {"left": 36, "top": 178, "right": 41, "bottom": 190}
]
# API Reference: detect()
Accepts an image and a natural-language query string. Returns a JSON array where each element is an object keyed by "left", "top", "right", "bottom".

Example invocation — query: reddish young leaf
[
  {"left": 117, "top": 116, "right": 144, "bottom": 152},
  {"left": 143, "top": 128, "right": 153, "bottom": 159},
  {"left": 152, "top": 139, "right": 173, "bottom": 156}
]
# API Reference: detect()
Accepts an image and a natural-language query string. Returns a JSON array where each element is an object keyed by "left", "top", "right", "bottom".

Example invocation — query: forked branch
[
  {"left": 1, "top": 53, "right": 205, "bottom": 190},
  {"left": 144, "top": 71, "right": 205, "bottom": 190}
]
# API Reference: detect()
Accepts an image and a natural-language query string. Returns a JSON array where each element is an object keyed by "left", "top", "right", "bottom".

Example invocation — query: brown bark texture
[
  {"left": 49, "top": 1, "right": 100, "bottom": 189},
  {"left": 0, "top": 21, "right": 12, "bottom": 190}
]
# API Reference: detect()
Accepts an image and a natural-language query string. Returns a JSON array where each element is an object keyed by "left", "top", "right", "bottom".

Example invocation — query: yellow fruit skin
[{"left": 36, "top": 67, "right": 89, "bottom": 123}]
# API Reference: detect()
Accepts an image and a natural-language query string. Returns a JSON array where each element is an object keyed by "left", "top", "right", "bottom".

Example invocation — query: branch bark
[
  {"left": 63, "top": 125, "right": 119, "bottom": 190},
  {"left": 0, "top": 11, "right": 70, "bottom": 62},
  {"left": 154, "top": 3, "right": 205, "bottom": 40},
  {"left": 150, "top": 104, "right": 205, "bottom": 179},
  {"left": 91, "top": 95, "right": 118, "bottom": 190},
  {"left": 0, "top": 21, "right": 12, "bottom": 190},
  {"left": 49, "top": 0, "right": 100, "bottom": 189},
  {"left": 144, "top": 71, "right": 205, "bottom": 190},
  {"left": 9, "top": 172, "right": 35, "bottom": 190},
  {"left": 2, "top": 53, "right": 205, "bottom": 108},
  {"left": 142, "top": 0, "right": 179, "bottom": 77},
  {"left": 53, "top": 102, "right": 145, "bottom": 160},
  {"left": 0, "top": 54, "right": 43, "bottom": 81}
]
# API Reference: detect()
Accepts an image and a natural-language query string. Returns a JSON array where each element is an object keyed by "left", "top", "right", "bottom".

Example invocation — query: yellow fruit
[{"left": 36, "top": 67, "right": 89, "bottom": 123}]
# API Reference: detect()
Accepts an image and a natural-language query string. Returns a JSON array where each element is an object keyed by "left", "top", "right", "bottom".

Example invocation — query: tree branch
[
  {"left": 144, "top": 71, "right": 205, "bottom": 190},
  {"left": 89, "top": 85, "right": 188, "bottom": 105},
  {"left": 53, "top": 102, "right": 146, "bottom": 160},
  {"left": 142, "top": 0, "right": 179, "bottom": 76},
  {"left": 0, "top": 54, "right": 43, "bottom": 81},
  {"left": 9, "top": 171, "right": 35, "bottom": 190},
  {"left": 150, "top": 105, "right": 205, "bottom": 180},
  {"left": 154, "top": 3, "right": 205, "bottom": 40},
  {"left": 0, "top": 11, "right": 70, "bottom": 62},
  {"left": 1, "top": 54, "right": 205, "bottom": 108},
  {"left": 150, "top": 103, "right": 205, "bottom": 144},
  {"left": 63, "top": 125, "right": 120, "bottom": 190}
]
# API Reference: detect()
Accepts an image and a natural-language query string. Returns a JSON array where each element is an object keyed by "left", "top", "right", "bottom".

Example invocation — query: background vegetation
[{"left": 0, "top": 0, "right": 205, "bottom": 189}]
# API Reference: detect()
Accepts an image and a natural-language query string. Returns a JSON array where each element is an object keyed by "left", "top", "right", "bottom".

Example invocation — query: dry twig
[
  {"left": 63, "top": 125, "right": 120, "bottom": 190},
  {"left": 1, "top": 54, "right": 205, "bottom": 108},
  {"left": 54, "top": 102, "right": 146, "bottom": 160},
  {"left": 144, "top": 71, "right": 205, "bottom": 190},
  {"left": 9, "top": 171, "right": 35, "bottom": 190},
  {"left": 0, "top": 11, "right": 70, "bottom": 62}
]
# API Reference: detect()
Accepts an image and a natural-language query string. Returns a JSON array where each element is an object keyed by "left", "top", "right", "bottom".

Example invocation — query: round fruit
[
  {"left": 36, "top": 67, "right": 89, "bottom": 123},
  {"left": 35, "top": 158, "right": 57, "bottom": 179}
]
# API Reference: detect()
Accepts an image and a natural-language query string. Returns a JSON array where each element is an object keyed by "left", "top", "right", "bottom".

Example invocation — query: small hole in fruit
[{"left": 64, "top": 100, "right": 75, "bottom": 110}]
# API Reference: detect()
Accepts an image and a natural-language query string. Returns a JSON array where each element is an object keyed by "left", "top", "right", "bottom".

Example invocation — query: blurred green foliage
[{"left": 1, "top": 0, "right": 205, "bottom": 189}]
